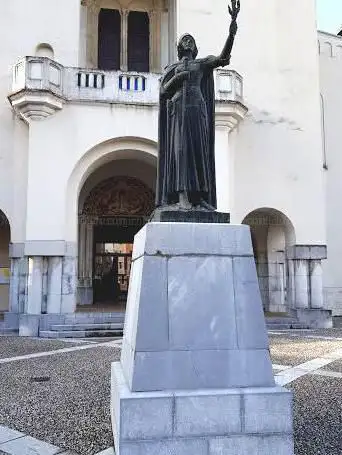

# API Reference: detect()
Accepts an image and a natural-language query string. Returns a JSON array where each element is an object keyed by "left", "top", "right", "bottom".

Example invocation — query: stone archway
[
  {"left": 243, "top": 208, "right": 296, "bottom": 313},
  {"left": 78, "top": 175, "right": 155, "bottom": 307},
  {"left": 0, "top": 210, "right": 11, "bottom": 312}
]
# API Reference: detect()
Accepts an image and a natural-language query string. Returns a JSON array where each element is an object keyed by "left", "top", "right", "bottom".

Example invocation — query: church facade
[{"left": 0, "top": 0, "right": 339, "bottom": 334}]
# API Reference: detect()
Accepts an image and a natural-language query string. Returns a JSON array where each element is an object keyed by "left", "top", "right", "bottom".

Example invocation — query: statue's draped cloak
[{"left": 156, "top": 60, "right": 217, "bottom": 208}]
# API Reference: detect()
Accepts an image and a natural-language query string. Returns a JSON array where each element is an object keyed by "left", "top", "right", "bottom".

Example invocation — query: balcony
[{"left": 9, "top": 56, "right": 247, "bottom": 126}]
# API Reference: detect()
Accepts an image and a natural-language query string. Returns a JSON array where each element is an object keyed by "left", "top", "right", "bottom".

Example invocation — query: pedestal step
[{"left": 112, "top": 362, "right": 294, "bottom": 455}]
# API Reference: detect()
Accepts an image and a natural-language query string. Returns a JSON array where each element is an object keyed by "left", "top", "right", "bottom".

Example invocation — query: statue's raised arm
[{"left": 219, "top": 0, "right": 241, "bottom": 66}]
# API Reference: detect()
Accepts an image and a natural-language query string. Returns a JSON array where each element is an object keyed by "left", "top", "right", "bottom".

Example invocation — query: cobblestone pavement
[{"left": 0, "top": 331, "right": 341, "bottom": 455}]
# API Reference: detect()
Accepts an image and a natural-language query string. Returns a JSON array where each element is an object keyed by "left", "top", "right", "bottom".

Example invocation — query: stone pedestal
[{"left": 111, "top": 223, "right": 294, "bottom": 455}]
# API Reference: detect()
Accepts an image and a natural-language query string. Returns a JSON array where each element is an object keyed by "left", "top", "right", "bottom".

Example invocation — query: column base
[
  {"left": 111, "top": 362, "right": 294, "bottom": 455},
  {"left": 19, "top": 314, "right": 40, "bottom": 337},
  {"left": 290, "top": 308, "right": 333, "bottom": 329}
]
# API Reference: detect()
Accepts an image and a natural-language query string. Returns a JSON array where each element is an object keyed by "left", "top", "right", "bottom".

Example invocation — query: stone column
[
  {"left": 9, "top": 258, "right": 20, "bottom": 314},
  {"left": 168, "top": 0, "right": 177, "bottom": 63},
  {"left": 121, "top": 9, "right": 129, "bottom": 71},
  {"left": 294, "top": 259, "right": 309, "bottom": 309},
  {"left": 85, "top": 222, "right": 94, "bottom": 287},
  {"left": 310, "top": 260, "right": 324, "bottom": 309},
  {"left": 286, "top": 245, "right": 331, "bottom": 328},
  {"left": 61, "top": 256, "right": 77, "bottom": 314},
  {"left": 19, "top": 256, "right": 44, "bottom": 337},
  {"left": 215, "top": 121, "right": 231, "bottom": 213},
  {"left": 26, "top": 257, "right": 43, "bottom": 315},
  {"left": 47, "top": 257, "right": 62, "bottom": 314},
  {"left": 149, "top": 10, "right": 162, "bottom": 72},
  {"left": 287, "top": 259, "right": 296, "bottom": 309},
  {"left": 78, "top": 218, "right": 87, "bottom": 283},
  {"left": 215, "top": 95, "right": 247, "bottom": 215},
  {"left": 18, "top": 257, "right": 28, "bottom": 314}
]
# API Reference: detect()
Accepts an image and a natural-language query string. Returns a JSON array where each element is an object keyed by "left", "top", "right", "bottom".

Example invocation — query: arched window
[
  {"left": 128, "top": 11, "right": 150, "bottom": 72},
  {"left": 98, "top": 8, "right": 121, "bottom": 70}
]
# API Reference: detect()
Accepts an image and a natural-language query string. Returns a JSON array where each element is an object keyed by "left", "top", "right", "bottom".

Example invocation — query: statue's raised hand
[{"left": 228, "top": 0, "right": 240, "bottom": 21}]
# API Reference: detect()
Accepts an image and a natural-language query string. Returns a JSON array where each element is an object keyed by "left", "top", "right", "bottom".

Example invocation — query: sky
[{"left": 317, "top": 0, "right": 342, "bottom": 33}]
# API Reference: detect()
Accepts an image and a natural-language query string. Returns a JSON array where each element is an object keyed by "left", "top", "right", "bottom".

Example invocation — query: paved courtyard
[{"left": 0, "top": 330, "right": 341, "bottom": 455}]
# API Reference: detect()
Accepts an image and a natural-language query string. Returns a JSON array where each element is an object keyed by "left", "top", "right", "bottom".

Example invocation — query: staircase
[
  {"left": 266, "top": 315, "right": 310, "bottom": 330},
  {"left": 39, "top": 312, "right": 125, "bottom": 338}
]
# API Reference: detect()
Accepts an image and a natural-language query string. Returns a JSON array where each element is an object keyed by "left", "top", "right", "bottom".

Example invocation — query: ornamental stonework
[{"left": 82, "top": 176, "right": 155, "bottom": 216}]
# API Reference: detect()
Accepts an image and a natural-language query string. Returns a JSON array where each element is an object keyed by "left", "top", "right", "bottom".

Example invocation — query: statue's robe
[{"left": 156, "top": 57, "right": 217, "bottom": 209}]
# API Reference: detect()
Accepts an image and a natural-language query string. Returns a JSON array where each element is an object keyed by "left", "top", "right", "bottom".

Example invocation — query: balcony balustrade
[{"left": 8, "top": 56, "right": 247, "bottom": 124}]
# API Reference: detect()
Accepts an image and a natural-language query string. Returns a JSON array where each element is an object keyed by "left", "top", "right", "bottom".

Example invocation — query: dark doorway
[
  {"left": 128, "top": 11, "right": 150, "bottom": 72},
  {"left": 98, "top": 8, "right": 121, "bottom": 70},
  {"left": 92, "top": 217, "right": 145, "bottom": 305}
]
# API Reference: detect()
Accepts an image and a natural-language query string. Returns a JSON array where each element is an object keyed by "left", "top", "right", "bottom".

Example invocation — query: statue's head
[{"left": 177, "top": 34, "right": 198, "bottom": 60}]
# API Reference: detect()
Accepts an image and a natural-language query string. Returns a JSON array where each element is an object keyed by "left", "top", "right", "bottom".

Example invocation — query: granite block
[
  {"left": 9, "top": 242, "right": 25, "bottom": 258},
  {"left": 209, "top": 435, "right": 294, "bottom": 455},
  {"left": 121, "top": 396, "right": 173, "bottom": 441},
  {"left": 130, "top": 349, "right": 274, "bottom": 392},
  {"left": 19, "top": 314, "right": 40, "bottom": 337},
  {"left": 4, "top": 312, "right": 19, "bottom": 329},
  {"left": 120, "top": 439, "right": 209, "bottom": 455},
  {"left": 233, "top": 257, "right": 269, "bottom": 349},
  {"left": 0, "top": 435, "right": 62, "bottom": 455},
  {"left": 132, "top": 223, "right": 253, "bottom": 259},
  {"left": 122, "top": 258, "right": 143, "bottom": 349},
  {"left": 168, "top": 256, "right": 236, "bottom": 350},
  {"left": 174, "top": 393, "right": 242, "bottom": 437},
  {"left": 24, "top": 240, "right": 66, "bottom": 257},
  {"left": 135, "top": 257, "right": 169, "bottom": 352},
  {"left": 243, "top": 387, "right": 293, "bottom": 434}
]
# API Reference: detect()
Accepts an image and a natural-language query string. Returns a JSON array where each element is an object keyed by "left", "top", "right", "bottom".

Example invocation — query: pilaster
[{"left": 121, "top": 9, "right": 129, "bottom": 71}]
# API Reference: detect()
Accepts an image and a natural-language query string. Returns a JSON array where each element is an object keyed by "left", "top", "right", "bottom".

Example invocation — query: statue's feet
[{"left": 196, "top": 198, "right": 216, "bottom": 211}]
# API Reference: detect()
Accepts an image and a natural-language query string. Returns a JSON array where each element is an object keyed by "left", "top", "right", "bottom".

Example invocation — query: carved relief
[{"left": 82, "top": 176, "right": 155, "bottom": 216}]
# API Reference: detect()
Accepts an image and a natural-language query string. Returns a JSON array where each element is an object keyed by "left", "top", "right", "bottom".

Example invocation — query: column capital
[
  {"left": 286, "top": 245, "right": 327, "bottom": 260},
  {"left": 215, "top": 102, "right": 248, "bottom": 132}
]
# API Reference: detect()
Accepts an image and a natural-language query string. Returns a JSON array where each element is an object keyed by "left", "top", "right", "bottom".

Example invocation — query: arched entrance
[
  {"left": 78, "top": 172, "right": 155, "bottom": 309},
  {"left": 243, "top": 208, "right": 296, "bottom": 313},
  {"left": 0, "top": 210, "right": 10, "bottom": 312}
]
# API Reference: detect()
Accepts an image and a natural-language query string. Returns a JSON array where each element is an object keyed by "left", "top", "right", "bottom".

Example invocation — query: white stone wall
[
  {"left": 0, "top": 0, "right": 334, "bottom": 315},
  {"left": 0, "top": 0, "right": 81, "bottom": 244},
  {"left": 318, "top": 31, "right": 342, "bottom": 315}
]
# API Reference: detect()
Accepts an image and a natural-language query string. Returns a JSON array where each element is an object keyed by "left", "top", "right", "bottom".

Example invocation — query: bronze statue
[{"left": 155, "top": 0, "right": 240, "bottom": 218}]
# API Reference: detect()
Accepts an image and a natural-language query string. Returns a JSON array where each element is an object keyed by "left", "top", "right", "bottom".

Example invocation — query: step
[
  {"left": 266, "top": 317, "right": 298, "bottom": 324},
  {"left": 0, "top": 328, "right": 19, "bottom": 335},
  {"left": 267, "top": 323, "right": 309, "bottom": 330},
  {"left": 40, "top": 329, "right": 123, "bottom": 339},
  {"left": 64, "top": 314, "right": 125, "bottom": 324},
  {"left": 50, "top": 323, "right": 124, "bottom": 331}
]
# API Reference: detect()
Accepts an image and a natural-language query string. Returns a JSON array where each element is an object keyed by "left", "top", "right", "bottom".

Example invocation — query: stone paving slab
[
  {"left": 0, "top": 426, "right": 24, "bottom": 444},
  {"left": 269, "top": 334, "right": 342, "bottom": 366},
  {"left": 0, "top": 435, "right": 62, "bottom": 455},
  {"left": 96, "top": 449, "right": 115, "bottom": 455},
  {"left": 0, "top": 337, "right": 83, "bottom": 359}
]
